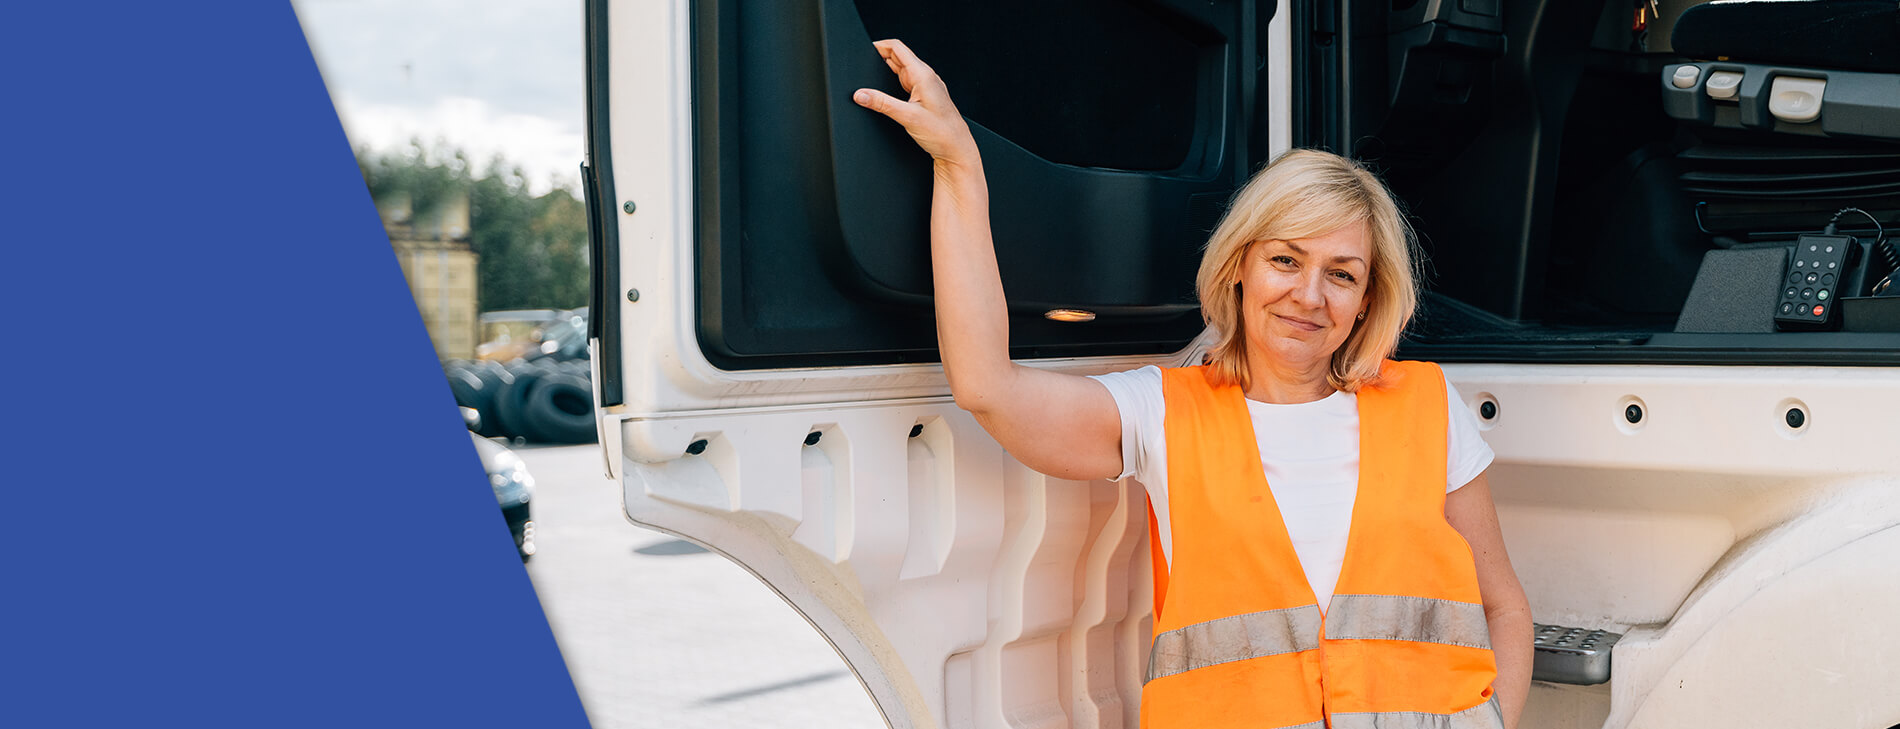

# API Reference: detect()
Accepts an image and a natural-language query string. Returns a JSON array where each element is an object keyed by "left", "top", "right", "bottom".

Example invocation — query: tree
[
  {"left": 359, "top": 139, "right": 470, "bottom": 216},
  {"left": 358, "top": 143, "right": 590, "bottom": 314}
]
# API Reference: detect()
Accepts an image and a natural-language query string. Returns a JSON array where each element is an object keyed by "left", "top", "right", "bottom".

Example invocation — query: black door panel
[{"left": 692, "top": 0, "right": 1259, "bottom": 369}]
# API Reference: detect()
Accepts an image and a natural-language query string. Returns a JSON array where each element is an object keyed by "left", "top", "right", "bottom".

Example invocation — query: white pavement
[{"left": 517, "top": 444, "right": 888, "bottom": 729}]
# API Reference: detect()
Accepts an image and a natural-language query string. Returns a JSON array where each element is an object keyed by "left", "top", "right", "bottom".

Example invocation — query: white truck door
[{"left": 581, "top": 1, "right": 1288, "bottom": 727}]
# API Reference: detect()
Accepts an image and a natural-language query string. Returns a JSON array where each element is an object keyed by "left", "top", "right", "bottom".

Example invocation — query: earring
[{"left": 1355, "top": 311, "right": 1366, "bottom": 320}]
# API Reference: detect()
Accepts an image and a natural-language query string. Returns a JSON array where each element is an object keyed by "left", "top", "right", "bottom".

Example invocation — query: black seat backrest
[{"left": 1672, "top": 0, "right": 1900, "bottom": 74}]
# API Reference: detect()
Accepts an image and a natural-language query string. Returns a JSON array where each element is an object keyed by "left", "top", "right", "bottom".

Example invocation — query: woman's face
[{"left": 1237, "top": 221, "right": 1373, "bottom": 377}]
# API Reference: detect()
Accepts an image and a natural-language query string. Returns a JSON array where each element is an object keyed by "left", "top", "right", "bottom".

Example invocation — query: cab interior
[{"left": 683, "top": 0, "right": 1900, "bottom": 369}]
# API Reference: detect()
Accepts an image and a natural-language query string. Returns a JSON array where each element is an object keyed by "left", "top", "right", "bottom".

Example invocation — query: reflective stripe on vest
[
  {"left": 1324, "top": 594, "right": 1492, "bottom": 648},
  {"left": 1146, "top": 595, "right": 1490, "bottom": 683},
  {"left": 1330, "top": 696, "right": 1504, "bottom": 729},
  {"left": 1147, "top": 604, "right": 1323, "bottom": 683}
]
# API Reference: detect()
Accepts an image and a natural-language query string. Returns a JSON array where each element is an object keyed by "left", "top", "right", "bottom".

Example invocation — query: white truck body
[{"left": 587, "top": 1, "right": 1900, "bottom": 727}]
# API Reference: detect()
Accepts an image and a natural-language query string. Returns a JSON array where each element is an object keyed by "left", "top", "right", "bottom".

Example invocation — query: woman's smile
[{"left": 1273, "top": 312, "right": 1325, "bottom": 333}]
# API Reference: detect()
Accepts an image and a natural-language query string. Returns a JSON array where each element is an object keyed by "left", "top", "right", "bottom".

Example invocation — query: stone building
[{"left": 379, "top": 189, "right": 479, "bottom": 360}]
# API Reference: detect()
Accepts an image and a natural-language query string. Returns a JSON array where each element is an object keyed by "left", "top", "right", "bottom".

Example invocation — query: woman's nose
[{"left": 1290, "top": 272, "right": 1325, "bottom": 306}]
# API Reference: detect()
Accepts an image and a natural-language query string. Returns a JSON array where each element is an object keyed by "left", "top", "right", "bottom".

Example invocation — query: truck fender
[{"left": 1614, "top": 495, "right": 1900, "bottom": 728}]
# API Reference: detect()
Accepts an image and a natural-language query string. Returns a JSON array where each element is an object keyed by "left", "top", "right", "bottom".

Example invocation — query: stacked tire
[{"left": 444, "top": 358, "right": 598, "bottom": 444}]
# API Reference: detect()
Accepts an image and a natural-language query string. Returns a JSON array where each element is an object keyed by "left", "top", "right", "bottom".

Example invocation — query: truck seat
[{"left": 1672, "top": 0, "right": 1900, "bottom": 75}]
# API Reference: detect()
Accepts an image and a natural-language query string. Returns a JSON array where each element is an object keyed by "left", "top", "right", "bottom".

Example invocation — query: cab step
[{"left": 1531, "top": 623, "right": 1621, "bottom": 685}]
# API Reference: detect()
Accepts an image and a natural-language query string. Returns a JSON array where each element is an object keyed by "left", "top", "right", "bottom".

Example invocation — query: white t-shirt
[{"left": 1088, "top": 365, "right": 1494, "bottom": 611}]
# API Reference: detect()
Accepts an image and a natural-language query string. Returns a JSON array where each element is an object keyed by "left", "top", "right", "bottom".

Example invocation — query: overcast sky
[{"left": 293, "top": 0, "right": 585, "bottom": 195}]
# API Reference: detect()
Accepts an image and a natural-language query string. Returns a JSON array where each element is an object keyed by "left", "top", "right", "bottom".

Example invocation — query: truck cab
[{"left": 584, "top": 1, "right": 1900, "bottom": 726}]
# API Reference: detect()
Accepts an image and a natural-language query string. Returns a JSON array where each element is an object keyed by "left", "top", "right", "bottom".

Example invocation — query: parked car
[
  {"left": 475, "top": 309, "right": 565, "bottom": 362},
  {"left": 525, "top": 307, "right": 589, "bottom": 363},
  {"left": 470, "top": 429, "right": 535, "bottom": 560}
]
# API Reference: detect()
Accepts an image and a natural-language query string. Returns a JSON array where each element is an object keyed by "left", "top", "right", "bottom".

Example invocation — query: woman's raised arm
[{"left": 853, "top": 39, "right": 1124, "bottom": 482}]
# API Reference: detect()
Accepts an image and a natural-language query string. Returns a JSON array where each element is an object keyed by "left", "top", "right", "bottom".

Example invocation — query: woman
[{"left": 853, "top": 39, "right": 1531, "bottom": 729}]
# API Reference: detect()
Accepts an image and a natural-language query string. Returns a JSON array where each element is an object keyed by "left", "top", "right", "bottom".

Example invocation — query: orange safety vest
[{"left": 1139, "top": 361, "right": 1502, "bottom": 729}]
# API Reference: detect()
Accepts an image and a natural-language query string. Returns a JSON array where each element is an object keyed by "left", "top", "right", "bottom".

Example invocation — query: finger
[
  {"left": 872, "top": 38, "right": 906, "bottom": 60},
  {"left": 872, "top": 39, "right": 900, "bottom": 67},
  {"left": 878, "top": 53, "right": 906, "bottom": 88},
  {"left": 873, "top": 39, "right": 939, "bottom": 93},
  {"left": 879, "top": 49, "right": 905, "bottom": 80},
  {"left": 879, "top": 39, "right": 935, "bottom": 79},
  {"left": 853, "top": 87, "right": 916, "bottom": 123},
  {"left": 872, "top": 40, "right": 911, "bottom": 91}
]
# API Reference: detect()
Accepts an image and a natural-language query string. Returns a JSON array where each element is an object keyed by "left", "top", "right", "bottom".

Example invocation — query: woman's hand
[{"left": 853, "top": 40, "right": 979, "bottom": 167}]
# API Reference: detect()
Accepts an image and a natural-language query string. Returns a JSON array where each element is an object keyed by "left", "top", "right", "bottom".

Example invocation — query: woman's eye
[
  {"left": 1271, "top": 256, "right": 1296, "bottom": 267},
  {"left": 1331, "top": 271, "right": 1357, "bottom": 283}
]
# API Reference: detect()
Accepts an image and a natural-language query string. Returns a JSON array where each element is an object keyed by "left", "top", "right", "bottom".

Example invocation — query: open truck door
[{"left": 585, "top": 1, "right": 1900, "bottom": 728}]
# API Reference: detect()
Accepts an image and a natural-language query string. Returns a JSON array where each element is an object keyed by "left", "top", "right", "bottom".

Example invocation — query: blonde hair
[{"left": 1194, "top": 149, "right": 1420, "bottom": 393}]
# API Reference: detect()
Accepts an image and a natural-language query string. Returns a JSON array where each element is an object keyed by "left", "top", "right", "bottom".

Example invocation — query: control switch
[
  {"left": 1671, "top": 65, "right": 1700, "bottom": 89},
  {"left": 1769, "top": 76, "right": 1826, "bottom": 123},
  {"left": 1705, "top": 70, "right": 1743, "bottom": 100}
]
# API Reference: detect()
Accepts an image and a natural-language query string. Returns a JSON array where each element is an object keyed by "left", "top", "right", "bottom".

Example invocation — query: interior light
[{"left": 1044, "top": 309, "right": 1097, "bottom": 323}]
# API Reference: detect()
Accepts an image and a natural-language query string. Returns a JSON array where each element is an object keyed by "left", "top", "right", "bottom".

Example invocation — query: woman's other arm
[
  {"left": 852, "top": 40, "right": 1122, "bottom": 481},
  {"left": 1447, "top": 471, "right": 1533, "bottom": 729}
]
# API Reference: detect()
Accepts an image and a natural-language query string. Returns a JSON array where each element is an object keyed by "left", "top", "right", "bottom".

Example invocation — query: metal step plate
[{"left": 1532, "top": 623, "right": 1621, "bottom": 685}]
